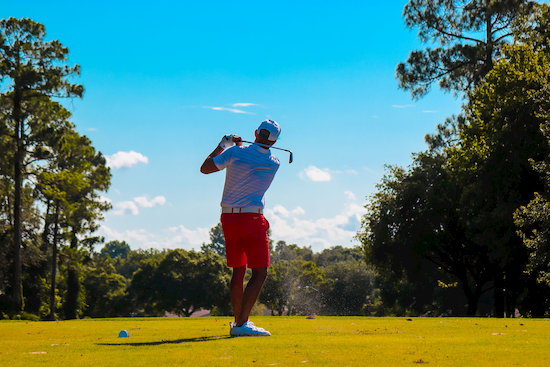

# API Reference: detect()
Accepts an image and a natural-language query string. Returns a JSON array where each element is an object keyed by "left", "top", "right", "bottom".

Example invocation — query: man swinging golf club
[{"left": 200, "top": 119, "right": 282, "bottom": 337}]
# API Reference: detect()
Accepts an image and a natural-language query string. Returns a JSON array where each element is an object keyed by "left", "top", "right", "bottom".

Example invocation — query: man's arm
[
  {"left": 200, "top": 146, "right": 224, "bottom": 174},
  {"left": 200, "top": 134, "right": 242, "bottom": 174}
]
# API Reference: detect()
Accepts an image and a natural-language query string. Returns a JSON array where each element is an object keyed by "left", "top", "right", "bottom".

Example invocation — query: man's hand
[{"left": 219, "top": 134, "right": 242, "bottom": 149}]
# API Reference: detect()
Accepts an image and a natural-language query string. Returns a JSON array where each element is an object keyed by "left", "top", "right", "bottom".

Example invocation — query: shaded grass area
[{"left": 1, "top": 316, "right": 549, "bottom": 366}]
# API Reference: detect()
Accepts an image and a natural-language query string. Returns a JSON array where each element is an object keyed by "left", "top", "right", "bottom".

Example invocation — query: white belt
[{"left": 221, "top": 207, "right": 263, "bottom": 214}]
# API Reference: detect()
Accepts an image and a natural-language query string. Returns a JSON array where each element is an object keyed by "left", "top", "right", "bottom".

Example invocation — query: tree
[
  {"left": 294, "top": 261, "right": 333, "bottom": 316},
  {"left": 313, "top": 245, "right": 362, "bottom": 268},
  {"left": 100, "top": 240, "right": 131, "bottom": 260},
  {"left": 259, "top": 259, "right": 303, "bottom": 316},
  {"left": 127, "top": 258, "right": 165, "bottom": 317},
  {"left": 82, "top": 255, "right": 127, "bottom": 318},
  {"left": 397, "top": 0, "right": 533, "bottom": 99},
  {"left": 357, "top": 155, "right": 492, "bottom": 316},
  {"left": 322, "top": 260, "right": 376, "bottom": 316},
  {"left": 449, "top": 37, "right": 550, "bottom": 316},
  {"left": 114, "top": 247, "right": 166, "bottom": 281},
  {"left": 0, "top": 17, "right": 83, "bottom": 313},
  {"left": 511, "top": 3, "right": 550, "bottom": 317},
  {"left": 61, "top": 132, "right": 111, "bottom": 319},
  {"left": 130, "top": 249, "right": 230, "bottom": 317},
  {"left": 270, "top": 241, "right": 313, "bottom": 264},
  {"left": 200, "top": 222, "right": 226, "bottom": 257},
  {"left": 37, "top": 129, "right": 111, "bottom": 319}
]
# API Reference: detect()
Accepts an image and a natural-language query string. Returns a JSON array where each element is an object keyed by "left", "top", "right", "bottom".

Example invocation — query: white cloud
[
  {"left": 203, "top": 106, "right": 255, "bottom": 114},
  {"left": 106, "top": 151, "right": 148, "bottom": 169},
  {"left": 299, "top": 166, "right": 332, "bottom": 182},
  {"left": 345, "top": 191, "right": 357, "bottom": 200},
  {"left": 292, "top": 207, "right": 306, "bottom": 216},
  {"left": 134, "top": 195, "right": 166, "bottom": 208},
  {"left": 99, "top": 224, "right": 211, "bottom": 251},
  {"left": 423, "top": 110, "right": 440, "bottom": 113},
  {"left": 87, "top": 127, "right": 97, "bottom": 131},
  {"left": 265, "top": 199, "right": 367, "bottom": 252},
  {"left": 112, "top": 201, "right": 139, "bottom": 216},
  {"left": 392, "top": 104, "right": 415, "bottom": 108},
  {"left": 232, "top": 103, "right": 258, "bottom": 107},
  {"left": 101, "top": 226, "right": 152, "bottom": 244},
  {"left": 110, "top": 195, "right": 166, "bottom": 216},
  {"left": 273, "top": 205, "right": 305, "bottom": 217},
  {"left": 346, "top": 169, "right": 358, "bottom": 175},
  {"left": 168, "top": 225, "right": 211, "bottom": 246}
]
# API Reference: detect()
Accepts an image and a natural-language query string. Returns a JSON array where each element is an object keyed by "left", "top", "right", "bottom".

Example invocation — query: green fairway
[{"left": 1, "top": 317, "right": 549, "bottom": 366}]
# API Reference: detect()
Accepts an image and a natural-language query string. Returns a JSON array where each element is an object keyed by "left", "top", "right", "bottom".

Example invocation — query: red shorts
[{"left": 221, "top": 213, "right": 270, "bottom": 269}]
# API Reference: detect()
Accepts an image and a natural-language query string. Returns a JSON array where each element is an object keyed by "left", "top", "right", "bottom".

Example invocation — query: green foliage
[
  {"left": 323, "top": 260, "right": 376, "bottom": 316},
  {"left": 129, "top": 249, "right": 230, "bottom": 317},
  {"left": 113, "top": 247, "right": 167, "bottom": 281},
  {"left": 292, "top": 261, "right": 333, "bottom": 316},
  {"left": 511, "top": 5, "right": 550, "bottom": 300},
  {"left": 312, "top": 245, "right": 362, "bottom": 267},
  {"left": 260, "top": 246, "right": 367, "bottom": 317},
  {"left": 16, "top": 311, "right": 39, "bottom": 321},
  {"left": 259, "top": 259, "right": 303, "bottom": 316},
  {"left": 271, "top": 241, "right": 313, "bottom": 263},
  {"left": 82, "top": 255, "right": 127, "bottom": 318},
  {"left": 453, "top": 40, "right": 550, "bottom": 316},
  {"left": 515, "top": 194, "right": 550, "bottom": 283},
  {"left": 358, "top": 125, "right": 530, "bottom": 315},
  {"left": 100, "top": 241, "right": 131, "bottom": 260}
]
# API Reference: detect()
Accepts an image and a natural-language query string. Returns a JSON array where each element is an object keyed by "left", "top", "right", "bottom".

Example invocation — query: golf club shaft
[
  {"left": 240, "top": 140, "right": 291, "bottom": 153},
  {"left": 240, "top": 140, "right": 293, "bottom": 163}
]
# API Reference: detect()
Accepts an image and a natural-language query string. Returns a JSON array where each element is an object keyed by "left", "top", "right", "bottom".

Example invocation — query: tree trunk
[
  {"left": 485, "top": 0, "right": 494, "bottom": 73},
  {"left": 49, "top": 200, "right": 60, "bottom": 320},
  {"left": 493, "top": 275, "right": 505, "bottom": 318},
  {"left": 65, "top": 233, "right": 80, "bottom": 319},
  {"left": 11, "top": 89, "right": 23, "bottom": 314},
  {"left": 459, "top": 273, "right": 481, "bottom": 316}
]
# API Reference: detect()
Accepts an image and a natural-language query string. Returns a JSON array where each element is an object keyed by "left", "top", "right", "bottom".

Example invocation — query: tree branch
[
  {"left": 432, "top": 26, "right": 485, "bottom": 44},
  {"left": 494, "top": 32, "right": 514, "bottom": 43}
]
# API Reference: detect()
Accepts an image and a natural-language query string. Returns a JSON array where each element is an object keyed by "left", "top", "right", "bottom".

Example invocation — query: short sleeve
[{"left": 213, "top": 146, "right": 237, "bottom": 170}]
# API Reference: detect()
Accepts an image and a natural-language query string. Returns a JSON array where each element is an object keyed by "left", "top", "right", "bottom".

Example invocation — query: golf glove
[{"left": 219, "top": 134, "right": 236, "bottom": 149}]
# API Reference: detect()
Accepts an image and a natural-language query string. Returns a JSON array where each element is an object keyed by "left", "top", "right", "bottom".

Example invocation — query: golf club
[{"left": 240, "top": 140, "right": 293, "bottom": 163}]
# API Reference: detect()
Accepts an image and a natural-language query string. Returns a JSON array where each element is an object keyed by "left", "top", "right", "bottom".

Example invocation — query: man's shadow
[{"left": 97, "top": 335, "right": 231, "bottom": 347}]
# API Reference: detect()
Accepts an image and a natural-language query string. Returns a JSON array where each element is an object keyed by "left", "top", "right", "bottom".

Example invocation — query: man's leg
[
  {"left": 235, "top": 267, "right": 268, "bottom": 327},
  {"left": 230, "top": 266, "right": 247, "bottom": 323}
]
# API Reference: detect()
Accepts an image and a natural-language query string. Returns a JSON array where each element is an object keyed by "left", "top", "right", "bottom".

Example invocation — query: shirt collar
[{"left": 252, "top": 143, "right": 270, "bottom": 154}]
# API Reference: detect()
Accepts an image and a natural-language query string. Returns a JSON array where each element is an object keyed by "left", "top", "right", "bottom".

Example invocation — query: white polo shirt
[{"left": 213, "top": 143, "right": 280, "bottom": 209}]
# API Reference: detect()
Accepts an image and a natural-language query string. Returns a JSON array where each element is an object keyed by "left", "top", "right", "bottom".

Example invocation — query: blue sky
[{"left": 4, "top": 1, "right": 463, "bottom": 252}]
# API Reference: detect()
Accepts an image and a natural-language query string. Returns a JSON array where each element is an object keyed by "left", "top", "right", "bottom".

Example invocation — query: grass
[{"left": 1, "top": 316, "right": 549, "bottom": 366}]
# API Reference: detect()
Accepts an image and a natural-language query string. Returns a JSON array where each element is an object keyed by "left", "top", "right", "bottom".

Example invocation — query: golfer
[{"left": 200, "top": 119, "right": 281, "bottom": 337}]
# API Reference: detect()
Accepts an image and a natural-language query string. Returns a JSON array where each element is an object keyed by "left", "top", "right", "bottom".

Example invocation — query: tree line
[
  {"left": 0, "top": 17, "right": 110, "bottom": 320},
  {"left": 357, "top": 0, "right": 550, "bottom": 317},
  {"left": 3, "top": 0, "right": 550, "bottom": 320},
  {"left": 1, "top": 226, "right": 379, "bottom": 320}
]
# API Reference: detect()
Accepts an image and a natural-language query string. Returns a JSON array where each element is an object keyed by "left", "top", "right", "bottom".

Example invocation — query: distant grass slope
[{"left": 1, "top": 316, "right": 549, "bottom": 366}]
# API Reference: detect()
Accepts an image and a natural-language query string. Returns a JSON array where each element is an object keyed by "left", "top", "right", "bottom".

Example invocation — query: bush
[{"left": 18, "top": 312, "right": 40, "bottom": 322}]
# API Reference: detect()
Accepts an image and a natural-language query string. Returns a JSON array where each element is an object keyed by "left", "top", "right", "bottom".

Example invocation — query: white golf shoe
[{"left": 230, "top": 321, "right": 271, "bottom": 337}]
